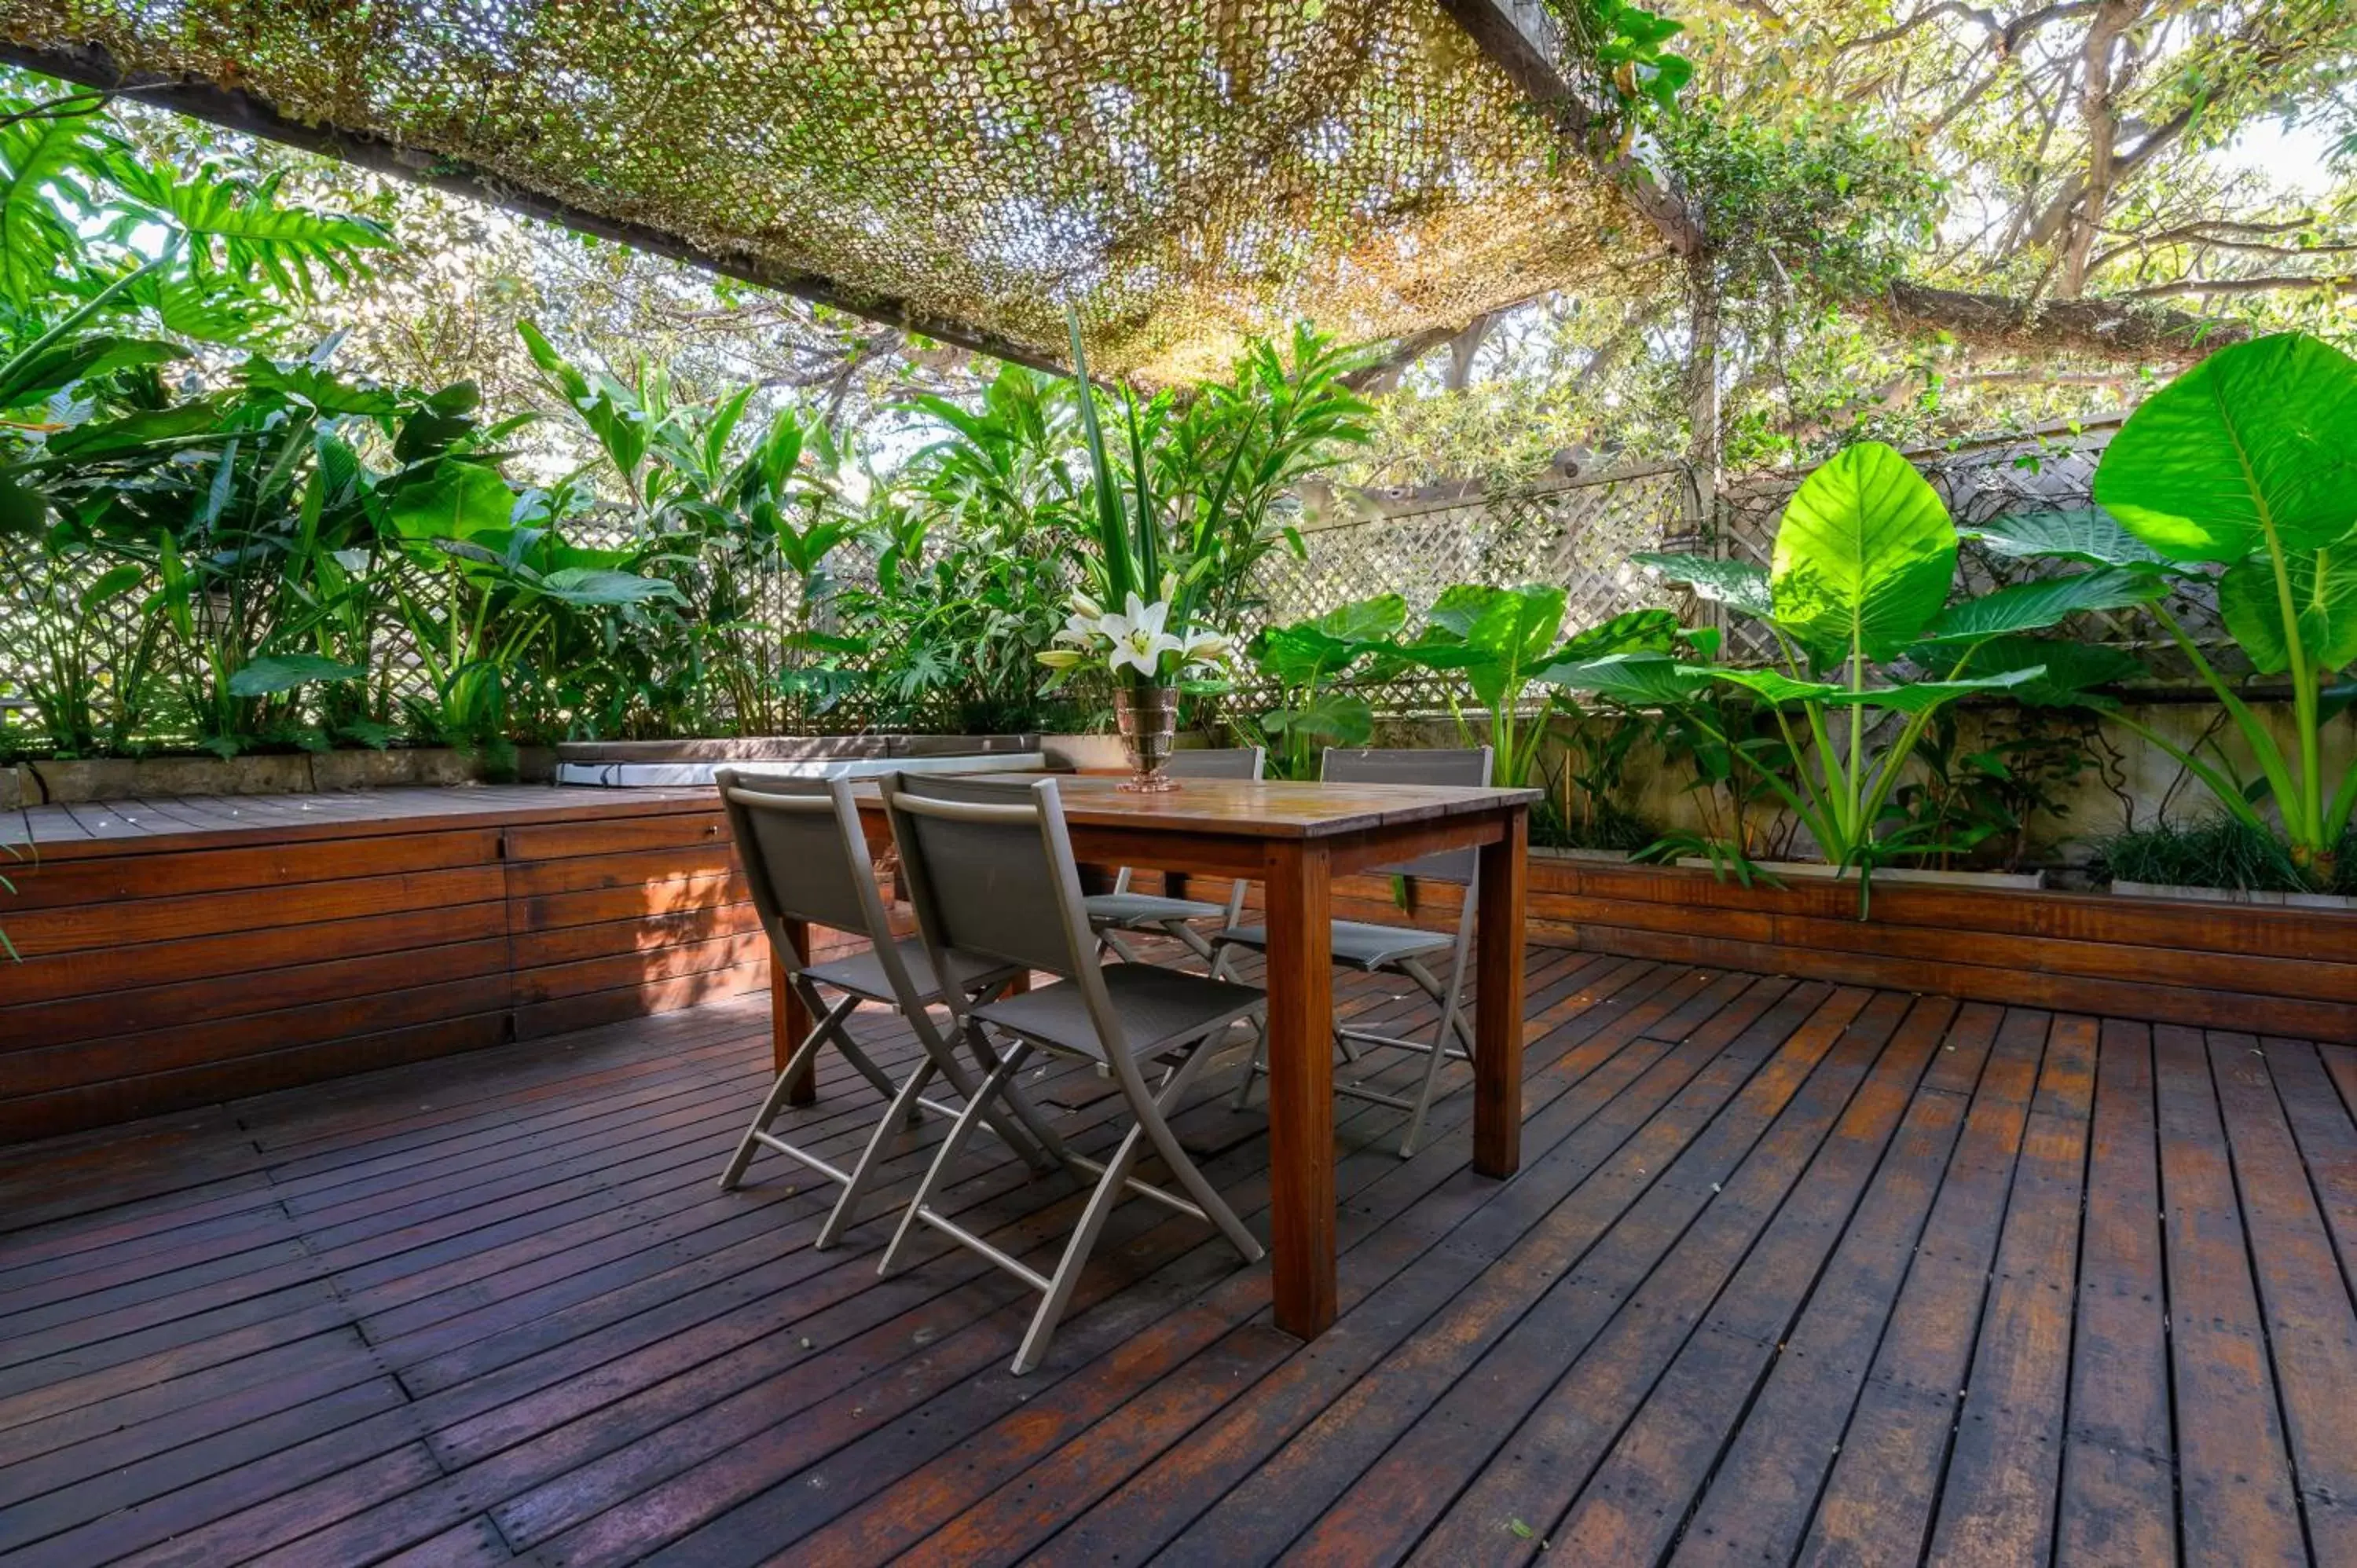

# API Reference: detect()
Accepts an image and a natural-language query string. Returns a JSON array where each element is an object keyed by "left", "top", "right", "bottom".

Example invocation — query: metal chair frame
[
  {"left": 1087, "top": 746, "right": 1264, "bottom": 975},
  {"left": 713, "top": 769, "right": 1062, "bottom": 1249},
  {"left": 1226, "top": 746, "right": 1491, "bottom": 1156},
  {"left": 878, "top": 771, "right": 1266, "bottom": 1374}
]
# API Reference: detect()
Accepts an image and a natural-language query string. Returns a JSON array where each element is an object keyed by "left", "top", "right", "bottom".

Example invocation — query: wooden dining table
[{"left": 764, "top": 775, "right": 1539, "bottom": 1343}]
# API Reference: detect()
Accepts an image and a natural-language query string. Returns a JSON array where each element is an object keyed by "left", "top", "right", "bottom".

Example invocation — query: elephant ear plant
[
  {"left": 1968, "top": 332, "right": 2357, "bottom": 891},
  {"left": 1564, "top": 441, "right": 2160, "bottom": 908},
  {"left": 1242, "top": 593, "right": 1409, "bottom": 779}
]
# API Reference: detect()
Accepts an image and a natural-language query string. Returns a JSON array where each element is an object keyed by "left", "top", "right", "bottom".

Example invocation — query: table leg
[
  {"left": 1263, "top": 840, "right": 1336, "bottom": 1339},
  {"left": 1472, "top": 806, "right": 1528, "bottom": 1178},
  {"left": 772, "top": 917, "right": 816, "bottom": 1101}
]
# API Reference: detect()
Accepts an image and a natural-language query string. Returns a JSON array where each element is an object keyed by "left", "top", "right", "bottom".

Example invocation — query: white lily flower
[
  {"left": 1179, "top": 627, "right": 1231, "bottom": 665},
  {"left": 1102, "top": 594, "right": 1183, "bottom": 679},
  {"left": 1055, "top": 609, "right": 1100, "bottom": 647}
]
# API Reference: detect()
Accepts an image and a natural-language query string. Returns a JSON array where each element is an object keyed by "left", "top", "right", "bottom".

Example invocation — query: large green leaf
[
  {"left": 0, "top": 332, "right": 183, "bottom": 411},
  {"left": 1629, "top": 551, "right": 1774, "bottom": 619},
  {"left": 1312, "top": 593, "right": 1408, "bottom": 643},
  {"left": 1392, "top": 584, "right": 1566, "bottom": 707},
  {"left": 1934, "top": 635, "right": 2145, "bottom": 708},
  {"left": 2095, "top": 332, "right": 2357, "bottom": 563},
  {"left": 385, "top": 462, "right": 516, "bottom": 544},
  {"left": 0, "top": 109, "right": 108, "bottom": 308},
  {"left": 537, "top": 567, "right": 681, "bottom": 606},
  {"left": 1961, "top": 507, "right": 2174, "bottom": 572},
  {"left": 1710, "top": 663, "right": 2042, "bottom": 714},
  {"left": 1916, "top": 568, "right": 2165, "bottom": 644},
  {"left": 226, "top": 654, "right": 367, "bottom": 698},
  {"left": 0, "top": 472, "right": 46, "bottom": 536},
  {"left": 1557, "top": 606, "right": 1681, "bottom": 660},
  {"left": 1538, "top": 651, "right": 1712, "bottom": 707},
  {"left": 1769, "top": 441, "right": 1956, "bottom": 662},
  {"left": 2219, "top": 547, "right": 2357, "bottom": 675},
  {"left": 41, "top": 401, "right": 222, "bottom": 460}
]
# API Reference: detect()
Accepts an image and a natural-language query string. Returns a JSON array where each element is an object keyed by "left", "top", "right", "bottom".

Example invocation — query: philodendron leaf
[
  {"left": 226, "top": 654, "right": 368, "bottom": 697},
  {"left": 536, "top": 566, "right": 681, "bottom": 606},
  {"left": 1557, "top": 606, "right": 1680, "bottom": 660},
  {"left": 385, "top": 461, "right": 517, "bottom": 544},
  {"left": 1916, "top": 568, "right": 2165, "bottom": 644},
  {"left": 1930, "top": 635, "right": 2145, "bottom": 708},
  {"left": 1770, "top": 441, "right": 1956, "bottom": 662},
  {"left": 0, "top": 472, "right": 45, "bottom": 536},
  {"left": 1710, "top": 664, "right": 2043, "bottom": 714},
  {"left": 1629, "top": 551, "right": 1773, "bottom": 619},
  {"left": 1962, "top": 507, "right": 2176, "bottom": 573},
  {"left": 2218, "top": 546, "right": 2357, "bottom": 674},
  {"left": 2095, "top": 332, "right": 2357, "bottom": 563},
  {"left": 1539, "top": 651, "right": 1713, "bottom": 706},
  {"left": 1313, "top": 592, "right": 1408, "bottom": 643}
]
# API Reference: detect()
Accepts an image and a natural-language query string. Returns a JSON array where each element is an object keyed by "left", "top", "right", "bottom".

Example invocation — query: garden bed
[
  {"left": 0, "top": 785, "right": 887, "bottom": 1144},
  {"left": 1525, "top": 856, "right": 2357, "bottom": 1044}
]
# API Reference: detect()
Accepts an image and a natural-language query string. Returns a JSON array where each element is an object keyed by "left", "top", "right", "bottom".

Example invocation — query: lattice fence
[{"left": 0, "top": 420, "right": 2236, "bottom": 754}]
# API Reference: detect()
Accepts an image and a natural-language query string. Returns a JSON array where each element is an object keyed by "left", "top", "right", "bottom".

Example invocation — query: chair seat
[
  {"left": 973, "top": 963, "right": 1264, "bottom": 1061},
  {"left": 805, "top": 938, "right": 1010, "bottom": 1006},
  {"left": 1084, "top": 891, "right": 1231, "bottom": 928},
  {"left": 1215, "top": 918, "right": 1456, "bottom": 972}
]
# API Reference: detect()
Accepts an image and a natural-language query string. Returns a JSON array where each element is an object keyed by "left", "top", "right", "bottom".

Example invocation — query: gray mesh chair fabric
[
  {"left": 1220, "top": 746, "right": 1492, "bottom": 1156},
  {"left": 1085, "top": 746, "right": 1264, "bottom": 973},
  {"left": 880, "top": 770, "right": 1266, "bottom": 1375},
  {"left": 713, "top": 768, "right": 1060, "bottom": 1249}
]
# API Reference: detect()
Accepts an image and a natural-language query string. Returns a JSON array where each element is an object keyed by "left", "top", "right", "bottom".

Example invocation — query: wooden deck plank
[
  {"left": 2054, "top": 1018, "right": 2176, "bottom": 1567},
  {"left": 2, "top": 951, "right": 2354, "bottom": 1566},
  {"left": 2213, "top": 1031, "right": 2357, "bottom": 1559},
  {"left": 2154, "top": 1023, "right": 2308, "bottom": 1567}
]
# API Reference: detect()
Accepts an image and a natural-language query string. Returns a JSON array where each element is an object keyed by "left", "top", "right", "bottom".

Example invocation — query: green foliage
[
  {"left": 1600, "top": 441, "right": 2144, "bottom": 903},
  {"left": 1241, "top": 595, "right": 1408, "bottom": 779},
  {"left": 2099, "top": 818, "right": 2357, "bottom": 899},
  {"left": 1987, "top": 332, "right": 2357, "bottom": 888}
]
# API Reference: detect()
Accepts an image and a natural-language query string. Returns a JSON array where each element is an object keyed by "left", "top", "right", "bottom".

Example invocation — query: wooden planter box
[
  {"left": 1527, "top": 857, "right": 2357, "bottom": 1044},
  {"left": 0, "top": 786, "right": 882, "bottom": 1145}
]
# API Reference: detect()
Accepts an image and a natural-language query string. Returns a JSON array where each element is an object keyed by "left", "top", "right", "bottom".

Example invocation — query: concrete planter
[
  {"left": 1677, "top": 856, "right": 2049, "bottom": 891},
  {"left": 10, "top": 747, "right": 488, "bottom": 804},
  {"left": 2110, "top": 879, "right": 2357, "bottom": 912}
]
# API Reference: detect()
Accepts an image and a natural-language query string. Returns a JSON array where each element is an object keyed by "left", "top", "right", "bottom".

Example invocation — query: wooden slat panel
[
  {"left": 2, "top": 865, "right": 506, "bottom": 957},
  {"left": 1, "top": 930, "right": 515, "bottom": 1050},
  {"left": 503, "top": 844, "right": 742, "bottom": 899},
  {"left": 0, "top": 828, "right": 501, "bottom": 912},
  {"left": 1, "top": 971, "right": 513, "bottom": 1097},
  {"left": 507, "top": 904, "right": 763, "bottom": 970},
  {"left": 1545, "top": 859, "right": 2357, "bottom": 965},
  {"left": 511, "top": 957, "right": 770, "bottom": 1041},
  {"left": 0, "top": 903, "right": 511, "bottom": 1009},
  {"left": 511, "top": 932, "right": 768, "bottom": 1006},
  {"left": 500, "top": 812, "right": 729, "bottom": 862}
]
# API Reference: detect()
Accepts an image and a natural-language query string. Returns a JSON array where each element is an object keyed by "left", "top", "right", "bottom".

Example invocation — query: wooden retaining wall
[
  {"left": 0, "top": 787, "right": 818, "bottom": 1145},
  {"left": 1521, "top": 857, "right": 2357, "bottom": 1045}
]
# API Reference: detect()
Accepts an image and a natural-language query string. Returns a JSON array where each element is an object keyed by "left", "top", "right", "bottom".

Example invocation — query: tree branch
[
  {"left": 2123, "top": 273, "right": 2357, "bottom": 299},
  {"left": 1874, "top": 277, "right": 2250, "bottom": 360}
]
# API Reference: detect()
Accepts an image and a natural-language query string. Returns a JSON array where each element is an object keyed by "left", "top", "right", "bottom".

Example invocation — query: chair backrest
[
  {"left": 1321, "top": 746, "right": 1494, "bottom": 885},
  {"left": 1113, "top": 747, "right": 1263, "bottom": 912},
  {"left": 714, "top": 768, "right": 893, "bottom": 955},
  {"left": 1167, "top": 746, "right": 1265, "bottom": 781},
  {"left": 881, "top": 772, "right": 1094, "bottom": 982}
]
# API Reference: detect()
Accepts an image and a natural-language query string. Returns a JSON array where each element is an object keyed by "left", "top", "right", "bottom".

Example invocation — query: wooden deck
[{"left": 4, "top": 944, "right": 2355, "bottom": 1566}]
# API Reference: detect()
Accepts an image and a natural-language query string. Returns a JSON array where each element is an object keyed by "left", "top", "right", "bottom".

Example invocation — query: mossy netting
[{"left": 0, "top": 0, "right": 1648, "bottom": 383}]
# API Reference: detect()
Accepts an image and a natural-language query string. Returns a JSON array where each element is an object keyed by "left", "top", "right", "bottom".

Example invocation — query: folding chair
[
  {"left": 713, "top": 768, "right": 1061, "bottom": 1250},
  {"left": 1220, "top": 746, "right": 1491, "bottom": 1157},
  {"left": 878, "top": 771, "right": 1267, "bottom": 1374},
  {"left": 1084, "top": 745, "right": 1263, "bottom": 973}
]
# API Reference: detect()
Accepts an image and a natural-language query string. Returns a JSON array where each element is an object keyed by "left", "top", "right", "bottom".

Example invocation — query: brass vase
[{"left": 1111, "top": 684, "right": 1181, "bottom": 792}]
